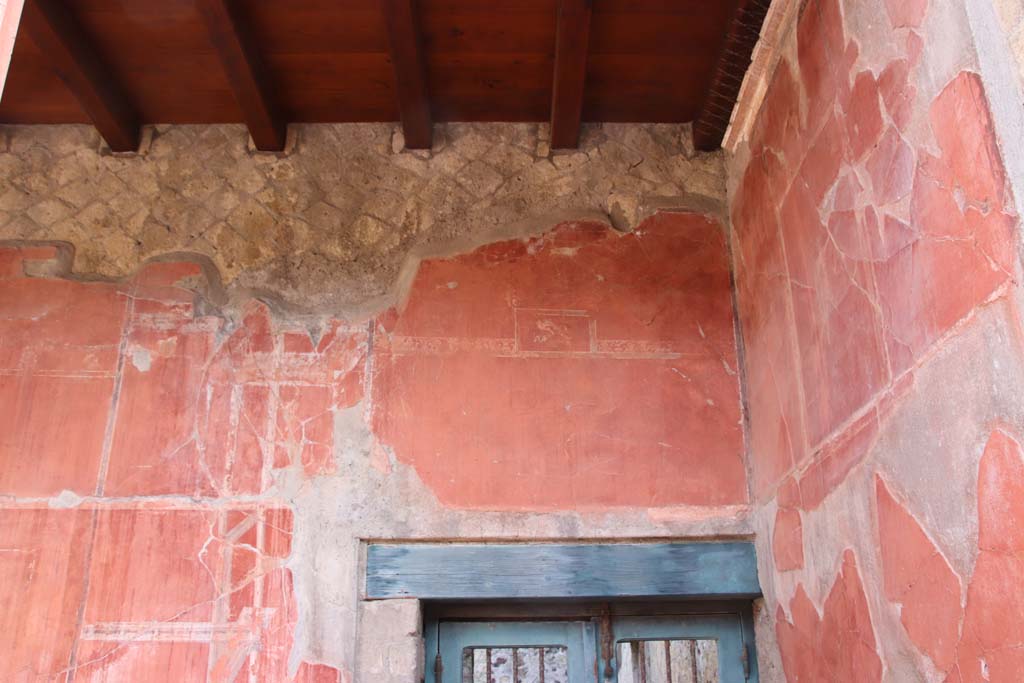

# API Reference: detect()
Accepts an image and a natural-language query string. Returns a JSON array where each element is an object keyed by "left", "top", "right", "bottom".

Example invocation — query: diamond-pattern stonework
[{"left": 0, "top": 123, "right": 725, "bottom": 315}]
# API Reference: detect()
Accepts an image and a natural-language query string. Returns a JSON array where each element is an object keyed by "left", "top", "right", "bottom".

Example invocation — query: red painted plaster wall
[
  {"left": 371, "top": 214, "right": 746, "bottom": 509},
  {"left": 0, "top": 212, "right": 746, "bottom": 679},
  {"left": 732, "top": 0, "right": 1023, "bottom": 678},
  {"left": 0, "top": 247, "right": 356, "bottom": 682}
]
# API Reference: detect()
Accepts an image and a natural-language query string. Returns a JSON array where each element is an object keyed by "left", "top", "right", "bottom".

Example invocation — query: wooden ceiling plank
[
  {"left": 382, "top": 0, "right": 432, "bottom": 149},
  {"left": 20, "top": 0, "right": 139, "bottom": 151},
  {"left": 692, "top": 0, "right": 771, "bottom": 151},
  {"left": 549, "top": 0, "right": 592, "bottom": 149},
  {"left": 197, "top": 0, "right": 287, "bottom": 151}
]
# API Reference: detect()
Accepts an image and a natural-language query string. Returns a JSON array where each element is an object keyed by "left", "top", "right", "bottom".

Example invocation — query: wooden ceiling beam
[
  {"left": 549, "top": 0, "right": 592, "bottom": 149},
  {"left": 21, "top": 0, "right": 139, "bottom": 152},
  {"left": 382, "top": 0, "right": 432, "bottom": 150},
  {"left": 197, "top": 0, "right": 287, "bottom": 151},
  {"left": 692, "top": 0, "right": 771, "bottom": 151}
]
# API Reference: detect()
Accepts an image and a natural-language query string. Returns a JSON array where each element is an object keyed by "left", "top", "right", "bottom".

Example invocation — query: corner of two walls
[{"left": 726, "top": 0, "right": 1024, "bottom": 679}]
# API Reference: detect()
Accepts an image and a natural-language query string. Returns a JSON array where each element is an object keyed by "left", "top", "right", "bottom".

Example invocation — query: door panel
[
  {"left": 436, "top": 621, "right": 597, "bottom": 683},
  {"left": 616, "top": 640, "right": 719, "bottom": 683},
  {"left": 464, "top": 646, "right": 570, "bottom": 683},
  {"left": 609, "top": 616, "right": 752, "bottom": 683},
  {"left": 428, "top": 612, "right": 755, "bottom": 683}
]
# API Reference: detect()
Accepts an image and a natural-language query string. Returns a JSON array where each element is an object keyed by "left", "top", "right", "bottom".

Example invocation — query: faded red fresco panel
[
  {"left": 732, "top": 151, "right": 808, "bottom": 497},
  {"left": 105, "top": 322, "right": 221, "bottom": 496},
  {"left": 0, "top": 373, "right": 115, "bottom": 496},
  {"left": 771, "top": 507, "right": 804, "bottom": 571},
  {"left": 751, "top": 60, "right": 804, "bottom": 169},
  {"left": 372, "top": 214, "right": 746, "bottom": 509},
  {"left": 797, "top": 113, "right": 846, "bottom": 203},
  {"left": 875, "top": 476, "right": 961, "bottom": 672},
  {"left": 212, "top": 564, "right": 335, "bottom": 683},
  {"left": 105, "top": 288, "right": 365, "bottom": 496},
  {"left": 275, "top": 383, "right": 336, "bottom": 478},
  {"left": 865, "top": 127, "right": 915, "bottom": 205},
  {"left": 845, "top": 71, "right": 884, "bottom": 161},
  {"left": 878, "top": 60, "right": 916, "bottom": 131},
  {"left": 0, "top": 247, "right": 125, "bottom": 368},
  {"left": 252, "top": 567, "right": 304, "bottom": 681},
  {"left": 884, "top": 0, "right": 927, "bottom": 28},
  {"left": 294, "top": 663, "right": 343, "bottom": 683},
  {"left": 781, "top": 178, "right": 889, "bottom": 447},
  {"left": 796, "top": 405, "right": 882, "bottom": 510},
  {"left": 102, "top": 262, "right": 222, "bottom": 496},
  {"left": 735, "top": 5, "right": 1016, "bottom": 512},
  {"left": 76, "top": 506, "right": 321, "bottom": 682},
  {"left": 86, "top": 509, "right": 219, "bottom": 623},
  {"left": 75, "top": 642, "right": 211, "bottom": 682},
  {"left": 796, "top": 0, "right": 846, "bottom": 133},
  {"left": 877, "top": 73, "right": 1015, "bottom": 375},
  {"left": 976, "top": 430, "right": 1024, "bottom": 553},
  {"left": 0, "top": 246, "right": 126, "bottom": 496},
  {"left": 226, "top": 506, "right": 294, "bottom": 623},
  {"left": 865, "top": 430, "right": 1024, "bottom": 680},
  {"left": 0, "top": 509, "right": 92, "bottom": 681},
  {"left": 776, "top": 550, "right": 883, "bottom": 682},
  {"left": 954, "top": 429, "right": 1024, "bottom": 682}
]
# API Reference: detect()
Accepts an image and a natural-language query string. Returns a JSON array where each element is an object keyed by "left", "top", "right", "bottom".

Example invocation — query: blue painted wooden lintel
[{"left": 365, "top": 541, "right": 760, "bottom": 600}]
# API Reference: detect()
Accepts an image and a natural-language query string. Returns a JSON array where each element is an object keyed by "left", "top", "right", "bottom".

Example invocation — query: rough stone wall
[
  {"left": 0, "top": 122, "right": 725, "bottom": 317},
  {"left": 0, "top": 211, "right": 751, "bottom": 681},
  {"left": 729, "top": 0, "right": 1024, "bottom": 679},
  {"left": 355, "top": 600, "right": 423, "bottom": 683}
]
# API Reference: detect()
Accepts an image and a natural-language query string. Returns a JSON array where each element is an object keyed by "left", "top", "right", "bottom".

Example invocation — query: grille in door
[
  {"left": 462, "top": 646, "right": 569, "bottom": 683},
  {"left": 616, "top": 641, "right": 719, "bottom": 683}
]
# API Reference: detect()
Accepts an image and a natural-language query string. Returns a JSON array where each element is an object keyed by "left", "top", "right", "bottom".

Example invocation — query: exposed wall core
[{"left": 0, "top": 122, "right": 725, "bottom": 315}]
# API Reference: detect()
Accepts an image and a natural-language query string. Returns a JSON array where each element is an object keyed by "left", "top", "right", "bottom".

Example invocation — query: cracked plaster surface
[
  {"left": 0, "top": 219, "right": 752, "bottom": 681},
  {"left": 730, "top": 0, "right": 1024, "bottom": 679}
]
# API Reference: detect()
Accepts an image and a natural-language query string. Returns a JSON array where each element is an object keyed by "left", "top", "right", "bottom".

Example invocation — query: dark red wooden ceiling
[{"left": 0, "top": 0, "right": 769, "bottom": 151}]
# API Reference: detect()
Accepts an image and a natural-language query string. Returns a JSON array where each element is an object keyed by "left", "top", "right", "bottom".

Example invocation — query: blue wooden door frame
[
  {"left": 367, "top": 542, "right": 760, "bottom": 600},
  {"left": 382, "top": 542, "right": 762, "bottom": 682},
  {"left": 426, "top": 612, "right": 757, "bottom": 683}
]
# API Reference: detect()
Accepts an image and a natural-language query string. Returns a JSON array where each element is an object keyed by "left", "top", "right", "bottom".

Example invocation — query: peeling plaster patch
[
  {"left": 130, "top": 347, "right": 151, "bottom": 372},
  {"left": 48, "top": 489, "right": 83, "bottom": 509}
]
